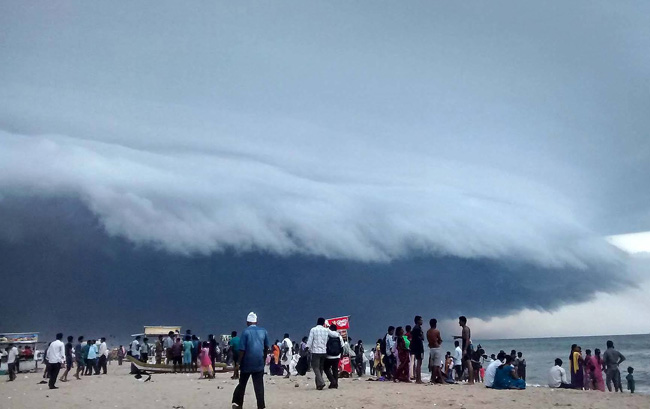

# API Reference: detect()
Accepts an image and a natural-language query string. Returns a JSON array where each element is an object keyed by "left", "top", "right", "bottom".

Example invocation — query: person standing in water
[{"left": 603, "top": 340, "right": 625, "bottom": 392}]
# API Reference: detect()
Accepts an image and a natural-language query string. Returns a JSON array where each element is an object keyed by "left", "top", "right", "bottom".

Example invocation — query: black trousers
[
  {"left": 49, "top": 362, "right": 62, "bottom": 388},
  {"left": 369, "top": 360, "right": 375, "bottom": 375},
  {"left": 8, "top": 363, "right": 17, "bottom": 381},
  {"left": 355, "top": 358, "right": 365, "bottom": 376},
  {"left": 232, "top": 371, "right": 265, "bottom": 409},
  {"left": 98, "top": 355, "right": 108, "bottom": 374},
  {"left": 324, "top": 358, "right": 340, "bottom": 388},
  {"left": 85, "top": 359, "right": 96, "bottom": 375},
  {"left": 383, "top": 355, "right": 396, "bottom": 380}
]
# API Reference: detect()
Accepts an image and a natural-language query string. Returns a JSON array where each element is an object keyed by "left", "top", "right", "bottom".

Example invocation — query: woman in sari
[
  {"left": 394, "top": 327, "right": 411, "bottom": 382},
  {"left": 374, "top": 339, "right": 384, "bottom": 378},
  {"left": 589, "top": 349, "right": 606, "bottom": 391},
  {"left": 583, "top": 349, "right": 593, "bottom": 390},
  {"left": 271, "top": 342, "right": 282, "bottom": 375},
  {"left": 570, "top": 345, "right": 584, "bottom": 390},
  {"left": 493, "top": 355, "right": 526, "bottom": 390}
]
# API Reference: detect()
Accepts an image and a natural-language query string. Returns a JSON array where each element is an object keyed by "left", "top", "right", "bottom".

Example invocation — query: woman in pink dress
[
  {"left": 198, "top": 341, "right": 214, "bottom": 379},
  {"left": 587, "top": 348, "right": 605, "bottom": 391}
]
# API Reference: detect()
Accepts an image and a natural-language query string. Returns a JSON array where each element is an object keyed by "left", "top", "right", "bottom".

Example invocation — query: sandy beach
[{"left": 1, "top": 365, "right": 648, "bottom": 409}]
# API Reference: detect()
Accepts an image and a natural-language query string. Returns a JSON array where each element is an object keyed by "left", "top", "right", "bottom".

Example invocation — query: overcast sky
[{"left": 1, "top": 1, "right": 649, "bottom": 342}]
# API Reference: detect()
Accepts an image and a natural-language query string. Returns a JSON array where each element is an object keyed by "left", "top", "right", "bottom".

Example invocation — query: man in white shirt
[
  {"left": 548, "top": 358, "right": 572, "bottom": 388},
  {"left": 306, "top": 317, "right": 330, "bottom": 390},
  {"left": 97, "top": 337, "right": 108, "bottom": 374},
  {"left": 46, "top": 333, "right": 66, "bottom": 389},
  {"left": 7, "top": 343, "right": 19, "bottom": 381},
  {"left": 453, "top": 341, "right": 463, "bottom": 380},
  {"left": 130, "top": 336, "right": 141, "bottom": 359},
  {"left": 484, "top": 352, "right": 506, "bottom": 388}
]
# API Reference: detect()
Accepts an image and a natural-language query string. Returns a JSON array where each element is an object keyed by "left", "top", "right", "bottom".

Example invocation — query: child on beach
[
  {"left": 199, "top": 341, "right": 214, "bottom": 379},
  {"left": 626, "top": 367, "right": 635, "bottom": 393}
]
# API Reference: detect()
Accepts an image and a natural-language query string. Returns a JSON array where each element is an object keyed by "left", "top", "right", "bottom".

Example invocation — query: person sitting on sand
[
  {"left": 484, "top": 351, "right": 506, "bottom": 388},
  {"left": 548, "top": 358, "right": 572, "bottom": 389},
  {"left": 492, "top": 355, "right": 525, "bottom": 390},
  {"left": 445, "top": 352, "right": 456, "bottom": 383}
]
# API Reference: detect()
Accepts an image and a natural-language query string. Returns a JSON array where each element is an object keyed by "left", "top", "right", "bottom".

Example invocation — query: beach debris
[{"left": 294, "top": 383, "right": 299, "bottom": 387}]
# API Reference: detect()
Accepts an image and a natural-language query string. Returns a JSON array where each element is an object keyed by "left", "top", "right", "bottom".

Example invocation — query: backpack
[{"left": 326, "top": 336, "right": 342, "bottom": 356}]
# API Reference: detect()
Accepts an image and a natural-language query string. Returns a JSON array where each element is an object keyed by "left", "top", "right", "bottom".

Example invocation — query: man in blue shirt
[{"left": 232, "top": 312, "right": 269, "bottom": 409}]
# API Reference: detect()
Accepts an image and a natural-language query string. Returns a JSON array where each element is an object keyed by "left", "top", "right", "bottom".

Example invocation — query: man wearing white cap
[{"left": 232, "top": 312, "right": 270, "bottom": 409}]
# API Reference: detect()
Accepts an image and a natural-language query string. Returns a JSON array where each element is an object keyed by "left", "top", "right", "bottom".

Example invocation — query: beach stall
[
  {"left": 0, "top": 332, "right": 41, "bottom": 374},
  {"left": 143, "top": 325, "right": 181, "bottom": 338},
  {"left": 128, "top": 326, "right": 181, "bottom": 364}
]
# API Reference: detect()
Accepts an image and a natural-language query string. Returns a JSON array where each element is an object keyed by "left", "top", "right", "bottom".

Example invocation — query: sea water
[{"left": 424, "top": 333, "right": 649, "bottom": 394}]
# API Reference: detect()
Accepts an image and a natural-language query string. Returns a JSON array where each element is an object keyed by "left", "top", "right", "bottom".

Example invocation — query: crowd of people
[
  {"left": 547, "top": 340, "right": 634, "bottom": 393},
  {"left": 2, "top": 315, "right": 638, "bottom": 409}
]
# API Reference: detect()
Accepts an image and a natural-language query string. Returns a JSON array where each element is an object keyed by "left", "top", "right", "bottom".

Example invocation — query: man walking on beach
[
  {"left": 382, "top": 326, "right": 396, "bottom": 381},
  {"left": 427, "top": 318, "right": 444, "bottom": 384},
  {"left": 59, "top": 336, "right": 74, "bottom": 382},
  {"left": 410, "top": 316, "right": 425, "bottom": 384},
  {"left": 74, "top": 336, "right": 85, "bottom": 379},
  {"left": 46, "top": 333, "right": 65, "bottom": 389},
  {"left": 306, "top": 317, "right": 330, "bottom": 390},
  {"left": 232, "top": 312, "right": 269, "bottom": 409},
  {"left": 454, "top": 316, "right": 473, "bottom": 384},
  {"left": 603, "top": 340, "right": 625, "bottom": 392}
]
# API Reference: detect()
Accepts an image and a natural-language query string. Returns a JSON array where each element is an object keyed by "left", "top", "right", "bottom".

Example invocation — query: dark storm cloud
[
  {"left": 0, "top": 196, "right": 633, "bottom": 343},
  {"left": 0, "top": 1, "right": 649, "bottom": 339}
]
